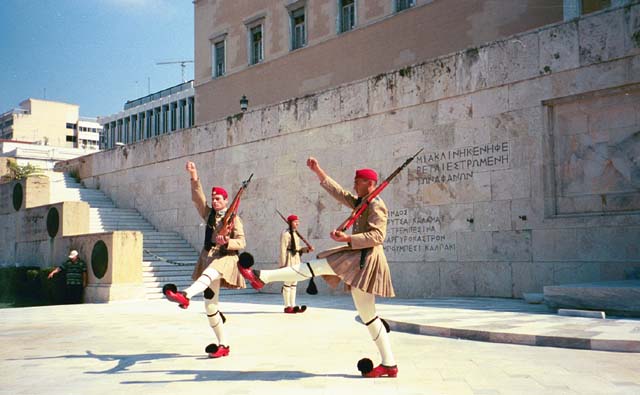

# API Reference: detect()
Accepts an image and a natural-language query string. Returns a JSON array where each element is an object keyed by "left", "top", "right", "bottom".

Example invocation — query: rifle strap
[
  {"left": 204, "top": 209, "right": 216, "bottom": 251},
  {"left": 359, "top": 248, "right": 370, "bottom": 270}
]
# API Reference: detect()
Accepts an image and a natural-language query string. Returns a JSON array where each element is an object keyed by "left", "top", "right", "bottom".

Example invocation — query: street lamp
[{"left": 240, "top": 95, "right": 248, "bottom": 112}]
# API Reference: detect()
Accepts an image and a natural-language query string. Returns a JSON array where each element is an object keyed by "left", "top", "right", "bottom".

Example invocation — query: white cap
[{"left": 68, "top": 250, "right": 79, "bottom": 259}]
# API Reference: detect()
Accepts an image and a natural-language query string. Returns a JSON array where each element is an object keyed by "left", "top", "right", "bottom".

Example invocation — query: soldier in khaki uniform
[
  {"left": 164, "top": 161, "right": 246, "bottom": 359},
  {"left": 279, "top": 214, "right": 313, "bottom": 313},
  {"left": 239, "top": 157, "right": 398, "bottom": 378}
]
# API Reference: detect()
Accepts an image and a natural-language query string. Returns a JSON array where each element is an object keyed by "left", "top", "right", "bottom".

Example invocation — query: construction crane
[{"left": 156, "top": 60, "right": 194, "bottom": 83}]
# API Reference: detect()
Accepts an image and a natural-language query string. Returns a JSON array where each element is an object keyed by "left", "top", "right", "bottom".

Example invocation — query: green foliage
[
  {"left": 5, "top": 161, "right": 43, "bottom": 181},
  {"left": 0, "top": 266, "right": 66, "bottom": 307}
]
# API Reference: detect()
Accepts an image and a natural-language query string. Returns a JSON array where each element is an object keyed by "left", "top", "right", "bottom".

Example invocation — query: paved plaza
[{"left": 2, "top": 292, "right": 640, "bottom": 395}]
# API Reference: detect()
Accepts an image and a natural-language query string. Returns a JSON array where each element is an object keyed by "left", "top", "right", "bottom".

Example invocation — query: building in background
[
  {"left": 0, "top": 98, "right": 102, "bottom": 151},
  {"left": 193, "top": 0, "right": 569, "bottom": 125},
  {"left": 99, "top": 80, "right": 195, "bottom": 149}
]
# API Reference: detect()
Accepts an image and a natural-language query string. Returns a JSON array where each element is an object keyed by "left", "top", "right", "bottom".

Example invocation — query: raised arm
[
  {"left": 306, "top": 157, "right": 328, "bottom": 182},
  {"left": 187, "top": 161, "right": 208, "bottom": 219}
]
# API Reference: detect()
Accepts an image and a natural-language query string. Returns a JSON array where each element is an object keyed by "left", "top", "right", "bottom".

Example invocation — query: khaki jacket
[
  {"left": 191, "top": 179, "right": 246, "bottom": 289},
  {"left": 316, "top": 176, "right": 395, "bottom": 297},
  {"left": 279, "top": 230, "right": 311, "bottom": 268}
]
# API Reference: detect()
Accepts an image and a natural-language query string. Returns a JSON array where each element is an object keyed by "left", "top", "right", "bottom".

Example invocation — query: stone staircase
[{"left": 48, "top": 172, "right": 198, "bottom": 300}]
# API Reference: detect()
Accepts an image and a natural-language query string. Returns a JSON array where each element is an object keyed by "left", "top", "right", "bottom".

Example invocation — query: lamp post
[{"left": 240, "top": 95, "right": 248, "bottom": 112}]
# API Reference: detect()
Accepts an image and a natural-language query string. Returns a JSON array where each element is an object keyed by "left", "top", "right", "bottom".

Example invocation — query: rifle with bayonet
[
  {"left": 335, "top": 148, "right": 424, "bottom": 233},
  {"left": 275, "top": 209, "right": 314, "bottom": 253},
  {"left": 214, "top": 173, "right": 253, "bottom": 253}
]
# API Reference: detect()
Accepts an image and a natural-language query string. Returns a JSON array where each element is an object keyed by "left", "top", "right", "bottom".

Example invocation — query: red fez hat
[
  {"left": 355, "top": 168, "right": 378, "bottom": 182},
  {"left": 287, "top": 214, "right": 299, "bottom": 222},
  {"left": 211, "top": 187, "right": 228, "bottom": 199}
]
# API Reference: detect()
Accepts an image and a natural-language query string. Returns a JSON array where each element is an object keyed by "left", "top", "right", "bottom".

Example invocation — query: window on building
[
  {"left": 339, "top": 0, "right": 356, "bottom": 33},
  {"left": 212, "top": 40, "right": 226, "bottom": 77},
  {"left": 146, "top": 110, "right": 152, "bottom": 138},
  {"left": 188, "top": 97, "right": 195, "bottom": 127},
  {"left": 137, "top": 113, "right": 144, "bottom": 141},
  {"left": 131, "top": 115, "right": 138, "bottom": 142},
  {"left": 395, "top": 0, "right": 415, "bottom": 12},
  {"left": 162, "top": 105, "right": 169, "bottom": 134},
  {"left": 170, "top": 103, "right": 177, "bottom": 131},
  {"left": 249, "top": 24, "right": 264, "bottom": 65},
  {"left": 154, "top": 108, "right": 161, "bottom": 136},
  {"left": 290, "top": 7, "right": 306, "bottom": 50},
  {"left": 66, "top": 122, "right": 75, "bottom": 129},
  {"left": 581, "top": 0, "right": 611, "bottom": 14},
  {"left": 179, "top": 100, "right": 186, "bottom": 129}
]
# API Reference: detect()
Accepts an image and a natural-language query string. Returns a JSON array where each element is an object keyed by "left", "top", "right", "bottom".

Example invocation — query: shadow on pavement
[
  {"left": 16, "top": 350, "right": 199, "bottom": 374},
  {"left": 120, "top": 369, "right": 359, "bottom": 383}
]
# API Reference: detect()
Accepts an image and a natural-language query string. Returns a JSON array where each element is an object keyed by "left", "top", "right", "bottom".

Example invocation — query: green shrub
[{"left": 0, "top": 266, "right": 66, "bottom": 307}]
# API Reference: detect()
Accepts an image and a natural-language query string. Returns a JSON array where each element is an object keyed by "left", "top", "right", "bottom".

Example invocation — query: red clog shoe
[
  {"left": 237, "top": 265, "right": 264, "bottom": 290},
  {"left": 162, "top": 284, "right": 189, "bottom": 309},
  {"left": 363, "top": 364, "right": 398, "bottom": 378},
  {"left": 357, "top": 358, "right": 398, "bottom": 378},
  {"left": 205, "top": 344, "right": 230, "bottom": 358},
  {"left": 284, "top": 306, "right": 296, "bottom": 314},
  {"left": 293, "top": 305, "right": 307, "bottom": 313}
]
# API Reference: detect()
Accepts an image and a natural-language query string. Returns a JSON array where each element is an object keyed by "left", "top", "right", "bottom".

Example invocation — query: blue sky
[{"left": 0, "top": 0, "right": 194, "bottom": 118}]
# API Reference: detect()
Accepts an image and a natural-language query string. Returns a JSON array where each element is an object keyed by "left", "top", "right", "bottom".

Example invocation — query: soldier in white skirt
[
  {"left": 163, "top": 161, "right": 247, "bottom": 359},
  {"left": 279, "top": 214, "right": 313, "bottom": 313},
  {"left": 239, "top": 157, "right": 398, "bottom": 378}
]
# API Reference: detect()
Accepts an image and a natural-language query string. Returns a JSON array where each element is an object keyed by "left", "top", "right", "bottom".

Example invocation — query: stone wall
[{"left": 56, "top": 3, "right": 640, "bottom": 298}]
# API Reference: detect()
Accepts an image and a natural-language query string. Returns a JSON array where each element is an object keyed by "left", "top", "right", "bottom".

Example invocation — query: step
[{"left": 544, "top": 280, "right": 640, "bottom": 317}]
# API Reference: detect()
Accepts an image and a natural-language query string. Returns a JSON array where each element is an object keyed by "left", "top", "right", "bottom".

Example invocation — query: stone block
[
  {"left": 453, "top": 118, "right": 491, "bottom": 148},
  {"left": 436, "top": 95, "right": 473, "bottom": 125},
  {"left": 577, "top": 226, "right": 640, "bottom": 261},
  {"left": 532, "top": 228, "right": 581, "bottom": 262},
  {"left": 510, "top": 197, "right": 543, "bottom": 230},
  {"left": 457, "top": 231, "right": 492, "bottom": 262},
  {"left": 491, "top": 166, "right": 531, "bottom": 201},
  {"left": 309, "top": 89, "right": 340, "bottom": 129},
  {"left": 578, "top": 8, "right": 626, "bottom": 66},
  {"left": 406, "top": 102, "right": 437, "bottom": 131},
  {"left": 486, "top": 33, "right": 540, "bottom": 87},
  {"left": 474, "top": 261, "right": 512, "bottom": 297},
  {"left": 539, "top": 21, "right": 580, "bottom": 75},
  {"left": 544, "top": 280, "right": 640, "bottom": 316},
  {"left": 473, "top": 200, "right": 512, "bottom": 231},
  {"left": 0, "top": 212, "right": 17, "bottom": 264},
  {"left": 557, "top": 309, "right": 606, "bottom": 319},
  {"left": 422, "top": 54, "right": 457, "bottom": 103},
  {"left": 512, "top": 261, "right": 555, "bottom": 297},
  {"left": 339, "top": 80, "right": 369, "bottom": 121},
  {"left": 454, "top": 47, "right": 488, "bottom": 94},
  {"left": 568, "top": 58, "right": 630, "bottom": 96},
  {"left": 439, "top": 203, "right": 474, "bottom": 233},
  {"left": 439, "top": 261, "right": 475, "bottom": 296},
  {"left": 17, "top": 201, "right": 90, "bottom": 243},
  {"left": 552, "top": 261, "right": 601, "bottom": 285},
  {"left": 394, "top": 64, "right": 424, "bottom": 109},
  {"left": 508, "top": 76, "right": 552, "bottom": 111},
  {"left": 388, "top": 261, "right": 440, "bottom": 298},
  {"left": 469, "top": 86, "right": 509, "bottom": 119},
  {"left": 492, "top": 230, "right": 532, "bottom": 261},
  {"left": 623, "top": 3, "right": 640, "bottom": 55},
  {"left": 368, "top": 72, "right": 399, "bottom": 115}
]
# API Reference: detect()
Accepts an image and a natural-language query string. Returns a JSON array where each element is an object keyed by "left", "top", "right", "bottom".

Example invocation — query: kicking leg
[
  {"left": 260, "top": 259, "right": 334, "bottom": 283},
  {"left": 163, "top": 267, "right": 221, "bottom": 308}
]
